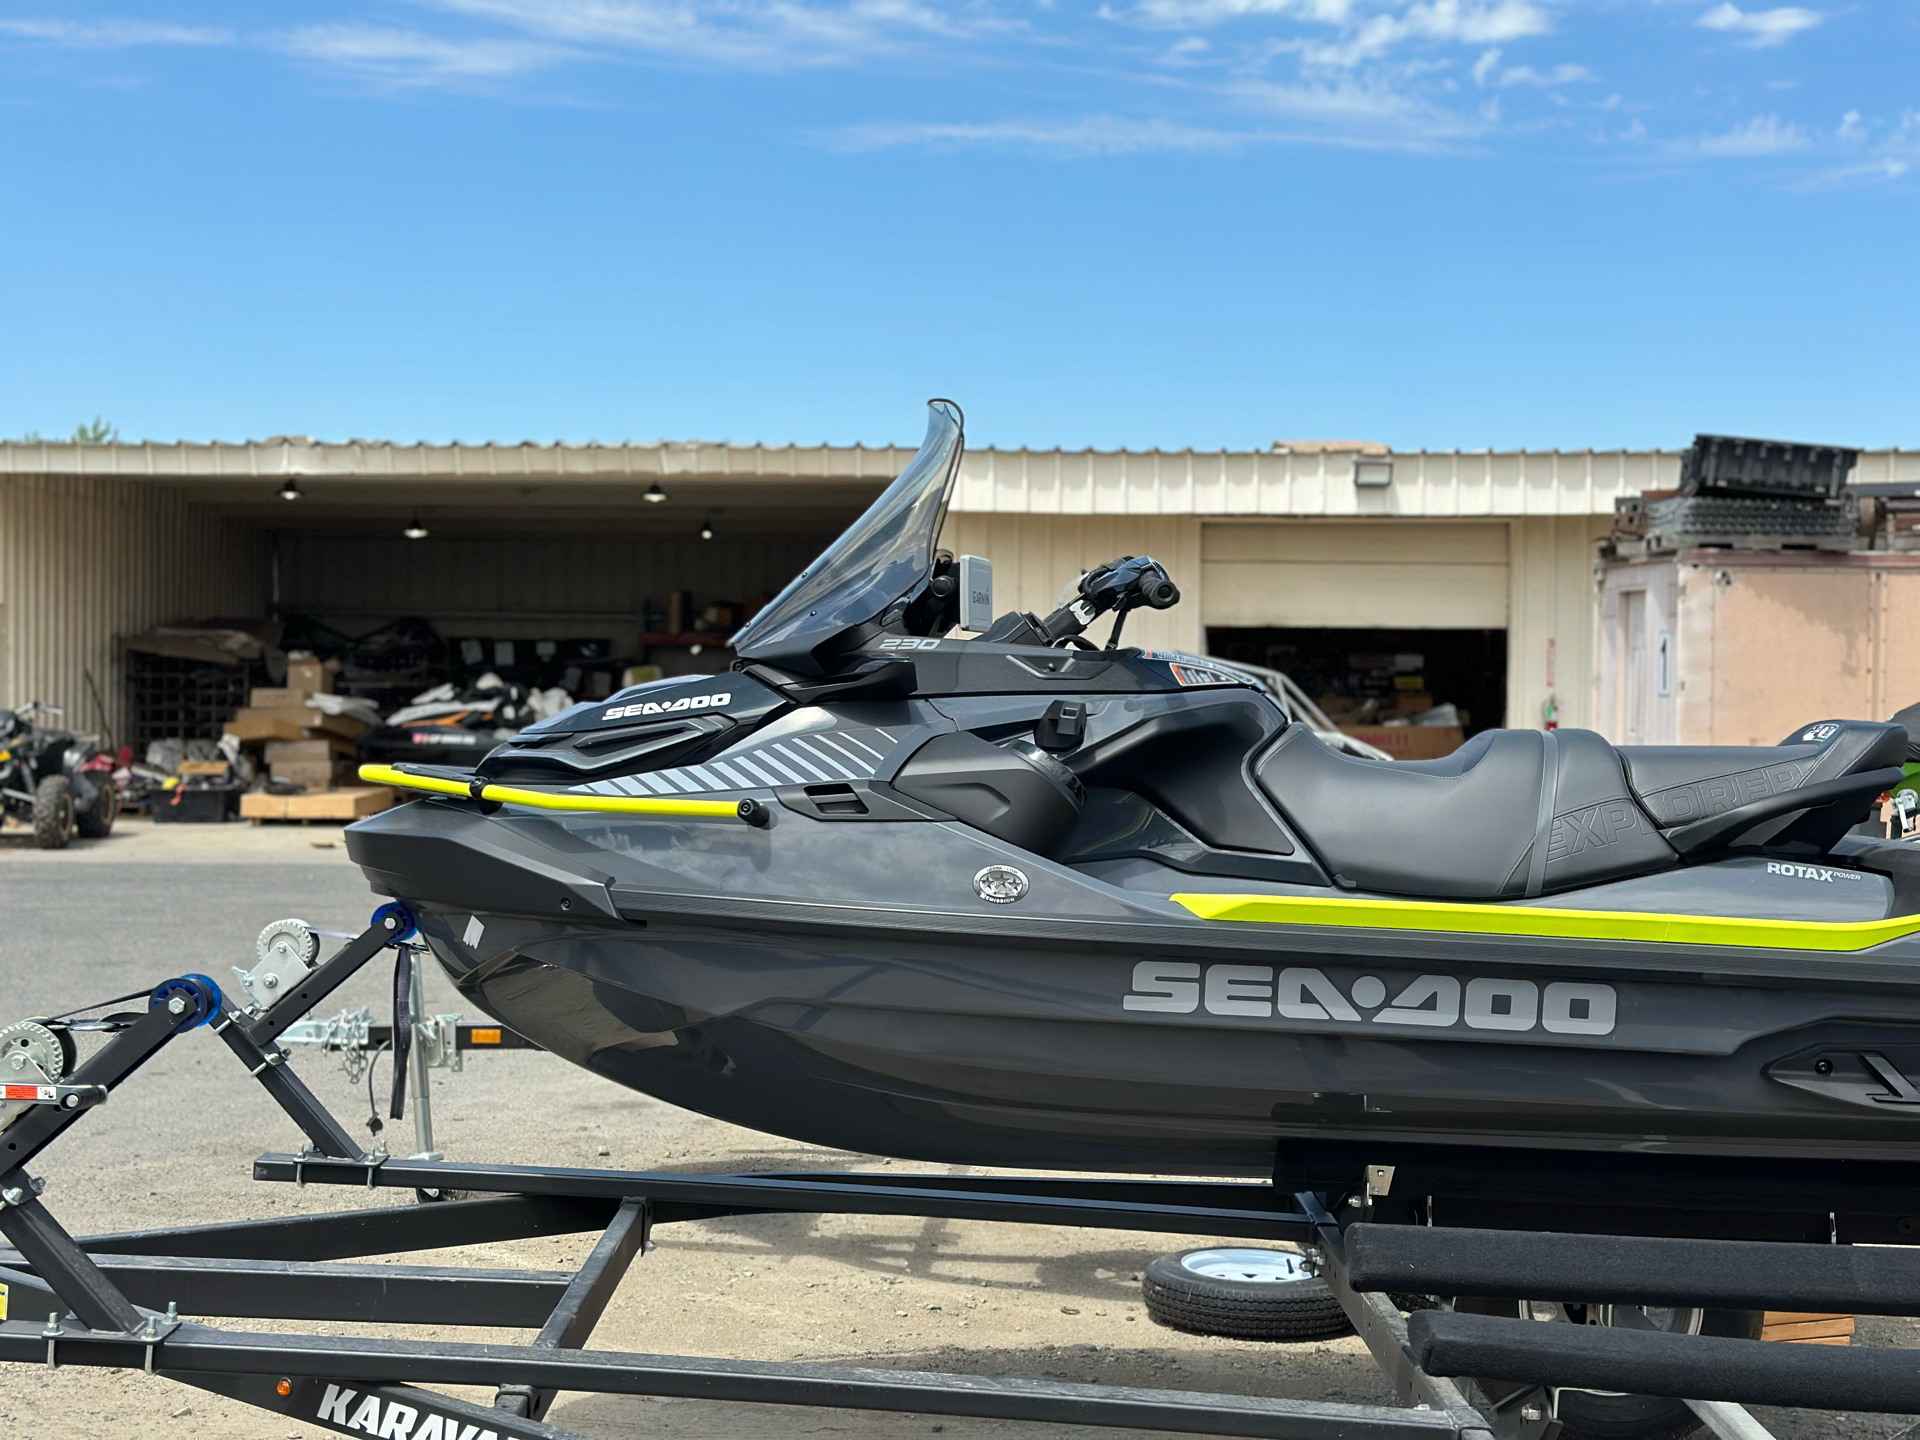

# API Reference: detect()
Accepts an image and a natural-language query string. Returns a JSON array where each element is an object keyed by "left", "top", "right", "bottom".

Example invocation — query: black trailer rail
[{"left": 0, "top": 910, "right": 1915, "bottom": 1440}]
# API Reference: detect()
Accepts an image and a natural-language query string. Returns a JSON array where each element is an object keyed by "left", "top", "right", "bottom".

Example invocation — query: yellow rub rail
[
  {"left": 358, "top": 764, "right": 757, "bottom": 823},
  {"left": 1170, "top": 892, "right": 1920, "bottom": 953}
]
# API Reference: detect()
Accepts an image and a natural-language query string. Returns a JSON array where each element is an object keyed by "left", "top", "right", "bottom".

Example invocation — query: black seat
[
  {"left": 1618, "top": 719, "right": 1906, "bottom": 857},
  {"left": 1254, "top": 727, "right": 1676, "bottom": 900}
]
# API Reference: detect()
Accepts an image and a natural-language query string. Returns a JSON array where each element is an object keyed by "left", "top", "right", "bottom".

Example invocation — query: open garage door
[{"left": 1203, "top": 522, "right": 1510, "bottom": 751}]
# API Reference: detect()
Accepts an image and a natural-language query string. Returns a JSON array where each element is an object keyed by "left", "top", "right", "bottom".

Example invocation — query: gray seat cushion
[{"left": 1255, "top": 727, "right": 1675, "bottom": 900}]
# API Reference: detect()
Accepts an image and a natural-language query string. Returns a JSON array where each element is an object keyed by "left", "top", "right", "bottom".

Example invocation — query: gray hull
[{"left": 349, "top": 798, "right": 1920, "bottom": 1178}]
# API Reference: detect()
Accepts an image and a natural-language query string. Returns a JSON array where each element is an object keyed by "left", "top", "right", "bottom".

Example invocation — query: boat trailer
[{"left": 3, "top": 910, "right": 1920, "bottom": 1440}]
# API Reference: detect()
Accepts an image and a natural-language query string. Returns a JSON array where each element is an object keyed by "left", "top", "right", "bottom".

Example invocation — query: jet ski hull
[{"left": 350, "top": 799, "right": 1920, "bottom": 1178}]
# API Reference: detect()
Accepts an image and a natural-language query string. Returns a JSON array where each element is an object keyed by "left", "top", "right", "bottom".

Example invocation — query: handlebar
[{"left": 1036, "top": 555, "right": 1181, "bottom": 647}]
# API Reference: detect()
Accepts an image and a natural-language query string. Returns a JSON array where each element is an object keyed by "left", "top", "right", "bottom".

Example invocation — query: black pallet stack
[{"left": 1632, "top": 434, "right": 1861, "bottom": 554}]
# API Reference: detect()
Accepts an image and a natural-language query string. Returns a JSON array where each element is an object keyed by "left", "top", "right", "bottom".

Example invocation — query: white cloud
[
  {"left": 827, "top": 114, "right": 1271, "bottom": 152},
  {"left": 422, "top": 0, "right": 1009, "bottom": 70},
  {"left": 1837, "top": 108, "right": 1861, "bottom": 140},
  {"left": 280, "top": 25, "right": 573, "bottom": 81},
  {"left": 1683, "top": 112, "right": 1809, "bottom": 156},
  {"left": 0, "top": 18, "right": 232, "bottom": 47},
  {"left": 1471, "top": 46, "right": 1499, "bottom": 84},
  {"left": 1696, "top": 3, "right": 1823, "bottom": 49},
  {"left": 1497, "top": 61, "right": 1585, "bottom": 86},
  {"left": 1289, "top": 0, "right": 1549, "bottom": 68}
]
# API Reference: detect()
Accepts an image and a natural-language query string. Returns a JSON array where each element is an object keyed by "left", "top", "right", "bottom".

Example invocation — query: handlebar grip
[{"left": 1143, "top": 579, "right": 1180, "bottom": 610}]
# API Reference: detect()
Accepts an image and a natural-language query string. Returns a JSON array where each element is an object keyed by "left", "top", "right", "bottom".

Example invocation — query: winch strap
[
  {"left": 389, "top": 948, "right": 413, "bottom": 1123},
  {"left": 1524, "top": 729, "right": 1559, "bottom": 899}
]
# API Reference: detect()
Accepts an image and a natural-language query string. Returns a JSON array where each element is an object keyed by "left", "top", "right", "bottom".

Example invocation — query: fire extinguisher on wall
[{"left": 1542, "top": 639, "right": 1559, "bottom": 730}]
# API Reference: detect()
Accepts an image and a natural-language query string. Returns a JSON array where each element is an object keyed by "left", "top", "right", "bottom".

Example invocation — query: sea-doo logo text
[
  {"left": 603, "top": 692, "right": 732, "bottom": 720},
  {"left": 315, "top": 1382, "right": 529, "bottom": 1439},
  {"left": 1767, "top": 861, "right": 1863, "bottom": 883},
  {"left": 1123, "top": 963, "right": 1616, "bottom": 1036}
]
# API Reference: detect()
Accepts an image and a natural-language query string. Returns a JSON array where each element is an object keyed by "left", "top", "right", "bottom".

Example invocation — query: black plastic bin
[{"left": 151, "top": 785, "right": 240, "bottom": 823}]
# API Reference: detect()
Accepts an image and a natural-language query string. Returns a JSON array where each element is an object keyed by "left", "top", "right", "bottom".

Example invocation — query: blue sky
[{"left": 0, "top": 1, "right": 1913, "bottom": 450}]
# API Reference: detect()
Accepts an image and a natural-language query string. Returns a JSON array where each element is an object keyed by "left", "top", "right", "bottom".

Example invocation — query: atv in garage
[{"left": 0, "top": 702, "right": 118, "bottom": 848}]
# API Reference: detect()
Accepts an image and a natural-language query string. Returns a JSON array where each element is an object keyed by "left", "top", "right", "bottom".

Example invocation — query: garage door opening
[{"left": 1208, "top": 626, "right": 1507, "bottom": 754}]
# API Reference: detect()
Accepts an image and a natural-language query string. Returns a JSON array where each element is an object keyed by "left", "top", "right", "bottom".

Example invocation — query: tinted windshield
[{"left": 730, "top": 400, "right": 964, "bottom": 675}]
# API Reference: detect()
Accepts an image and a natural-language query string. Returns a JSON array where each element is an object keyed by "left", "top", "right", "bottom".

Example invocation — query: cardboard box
[
  {"left": 225, "top": 708, "right": 367, "bottom": 744},
  {"left": 1340, "top": 724, "right": 1467, "bottom": 761},
  {"left": 264, "top": 739, "right": 343, "bottom": 766},
  {"left": 176, "top": 759, "right": 231, "bottom": 777},
  {"left": 270, "top": 759, "right": 347, "bottom": 789},
  {"left": 249, "top": 686, "right": 311, "bottom": 709},
  {"left": 242, "top": 786, "right": 394, "bottom": 822},
  {"left": 286, "top": 657, "right": 339, "bottom": 694}
]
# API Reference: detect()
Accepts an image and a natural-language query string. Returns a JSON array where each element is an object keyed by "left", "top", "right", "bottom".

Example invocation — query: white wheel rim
[{"left": 1179, "top": 1248, "right": 1314, "bottom": 1284}]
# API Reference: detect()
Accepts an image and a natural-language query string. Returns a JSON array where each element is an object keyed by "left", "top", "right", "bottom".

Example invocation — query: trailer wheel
[
  {"left": 1456, "top": 1298, "right": 1762, "bottom": 1440},
  {"left": 32, "top": 775, "right": 74, "bottom": 849},
  {"left": 75, "top": 775, "right": 117, "bottom": 839},
  {"left": 1141, "top": 1248, "right": 1349, "bottom": 1341}
]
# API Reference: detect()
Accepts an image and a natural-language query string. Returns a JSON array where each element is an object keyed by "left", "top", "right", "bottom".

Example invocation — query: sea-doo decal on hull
[
  {"left": 1125, "top": 961, "right": 1617, "bottom": 1037},
  {"left": 604, "top": 692, "right": 732, "bottom": 720}
]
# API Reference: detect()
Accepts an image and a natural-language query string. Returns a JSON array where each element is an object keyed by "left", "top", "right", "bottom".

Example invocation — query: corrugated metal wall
[
  {"left": 273, "top": 530, "right": 842, "bottom": 637},
  {"left": 938, "top": 514, "right": 1205, "bottom": 653},
  {"left": 0, "top": 475, "right": 264, "bottom": 744},
  {"left": 1507, "top": 515, "right": 1611, "bottom": 734}
]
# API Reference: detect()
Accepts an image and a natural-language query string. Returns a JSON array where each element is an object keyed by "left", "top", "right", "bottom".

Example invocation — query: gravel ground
[{"left": 0, "top": 816, "right": 1915, "bottom": 1440}]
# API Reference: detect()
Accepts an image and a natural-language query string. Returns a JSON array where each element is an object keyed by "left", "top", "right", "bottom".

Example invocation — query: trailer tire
[
  {"left": 1456, "top": 1298, "right": 1763, "bottom": 1440},
  {"left": 32, "top": 775, "right": 74, "bottom": 849},
  {"left": 75, "top": 775, "right": 117, "bottom": 839},
  {"left": 1141, "top": 1248, "right": 1349, "bottom": 1341}
]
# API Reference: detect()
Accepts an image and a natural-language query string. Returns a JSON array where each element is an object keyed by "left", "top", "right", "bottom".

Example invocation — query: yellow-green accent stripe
[
  {"left": 359, "top": 764, "right": 745, "bottom": 821},
  {"left": 1169, "top": 892, "right": 1920, "bottom": 953}
]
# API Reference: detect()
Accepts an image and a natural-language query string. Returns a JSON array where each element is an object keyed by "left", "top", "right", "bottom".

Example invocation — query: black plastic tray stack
[{"left": 1631, "top": 434, "right": 1860, "bottom": 555}]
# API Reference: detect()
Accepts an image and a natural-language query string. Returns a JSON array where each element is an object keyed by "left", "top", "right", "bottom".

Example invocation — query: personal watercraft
[{"left": 348, "top": 401, "right": 1920, "bottom": 1190}]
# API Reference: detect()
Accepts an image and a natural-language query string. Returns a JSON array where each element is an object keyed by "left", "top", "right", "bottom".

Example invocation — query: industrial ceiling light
[
  {"left": 278, "top": 477, "right": 303, "bottom": 500},
  {"left": 699, "top": 518, "right": 715, "bottom": 541},
  {"left": 643, "top": 482, "right": 668, "bottom": 504},
  {"left": 403, "top": 515, "right": 429, "bottom": 540}
]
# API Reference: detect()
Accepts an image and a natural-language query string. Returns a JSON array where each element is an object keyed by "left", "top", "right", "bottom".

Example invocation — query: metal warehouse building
[{"left": 4, "top": 433, "right": 1917, "bottom": 747}]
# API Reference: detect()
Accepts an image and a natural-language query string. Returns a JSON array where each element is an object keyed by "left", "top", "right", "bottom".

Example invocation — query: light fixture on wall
[
  {"left": 643, "top": 482, "right": 668, "bottom": 504},
  {"left": 1352, "top": 458, "right": 1394, "bottom": 488},
  {"left": 403, "top": 515, "right": 429, "bottom": 540},
  {"left": 278, "top": 477, "right": 303, "bottom": 500},
  {"left": 699, "top": 517, "right": 715, "bottom": 541}
]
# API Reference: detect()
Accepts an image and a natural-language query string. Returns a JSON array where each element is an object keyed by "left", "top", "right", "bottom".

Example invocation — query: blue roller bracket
[
  {"left": 373, "top": 901, "right": 418, "bottom": 944},
  {"left": 149, "top": 974, "right": 223, "bottom": 1033}
]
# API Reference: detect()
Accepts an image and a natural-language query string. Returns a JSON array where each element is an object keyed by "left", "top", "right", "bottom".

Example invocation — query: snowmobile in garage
[
  {"left": 0, "top": 701, "right": 118, "bottom": 849},
  {"left": 348, "top": 399, "right": 1920, "bottom": 1218}
]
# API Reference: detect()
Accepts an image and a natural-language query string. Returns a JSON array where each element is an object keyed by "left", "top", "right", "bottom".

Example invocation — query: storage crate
[
  {"left": 1680, "top": 434, "right": 1859, "bottom": 501},
  {"left": 150, "top": 786, "right": 240, "bottom": 823}
]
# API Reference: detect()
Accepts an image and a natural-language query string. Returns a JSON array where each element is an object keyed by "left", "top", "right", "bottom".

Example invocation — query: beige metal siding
[
  {"left": 952, "top": 449, "right": 1683, "bottom": 518},
  {"left": 1507, "top": 515, "right": 1611, "bottom": 735},
  {"left": 937, "top": 514, "right": 1204, "bottom": 654},
  {"left": 0, "top": 475, "right": 263, "bottom": 744},
  {"left": 1199, "top": 522, "right": 1510, "bottom": 630}
]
